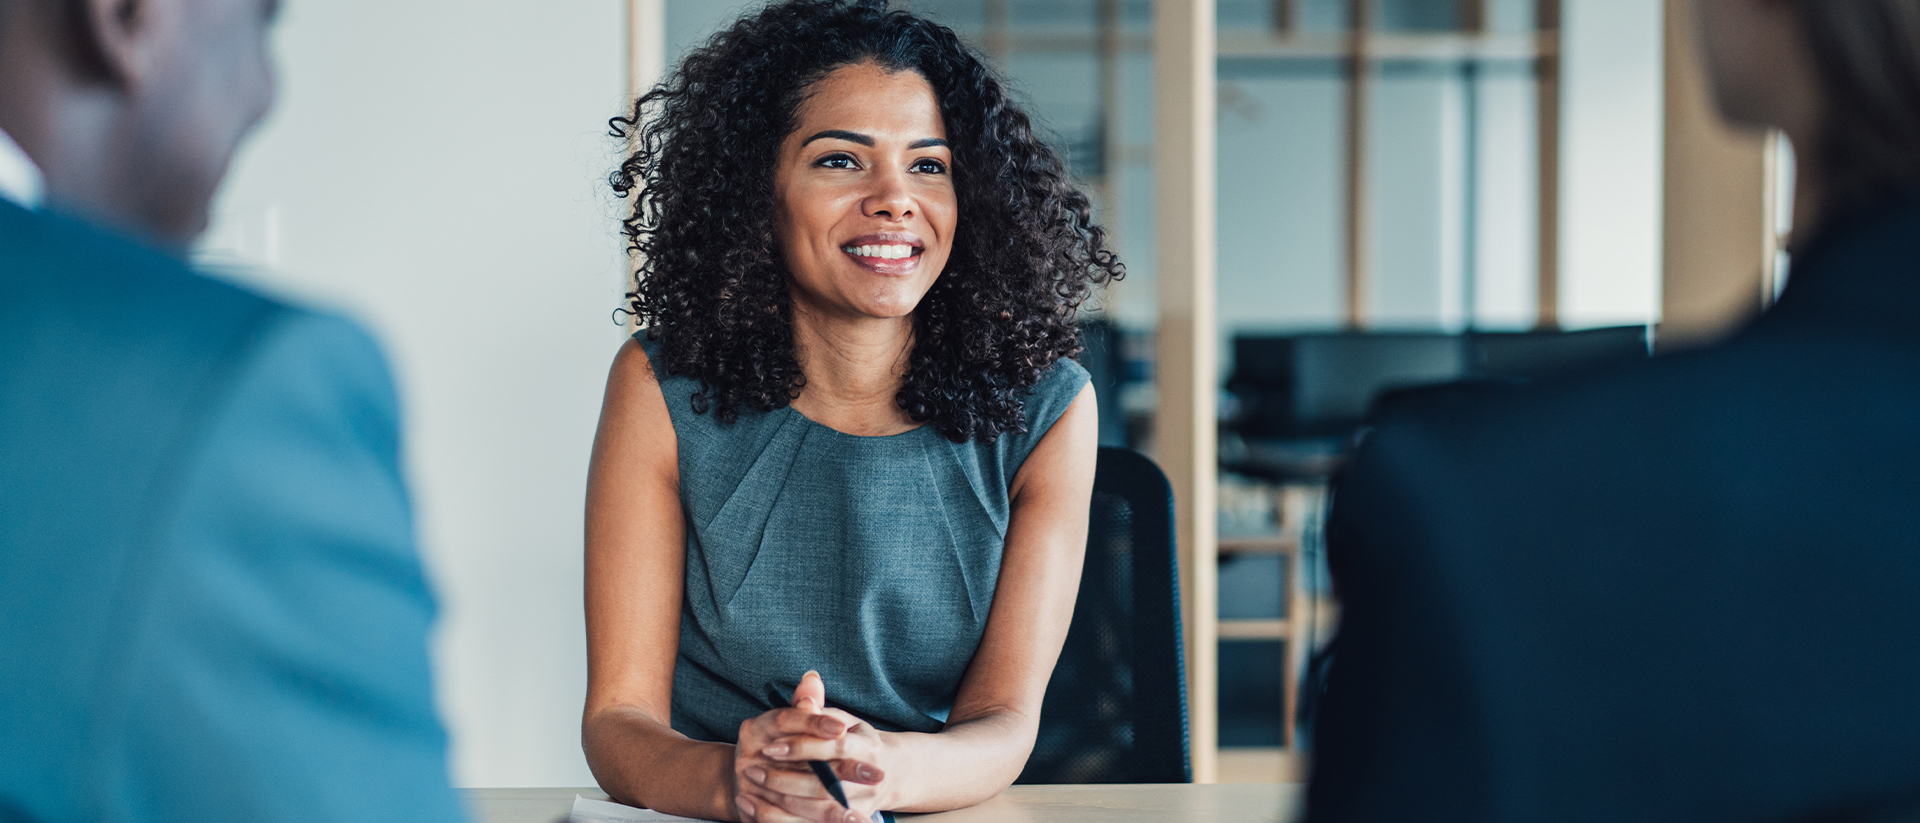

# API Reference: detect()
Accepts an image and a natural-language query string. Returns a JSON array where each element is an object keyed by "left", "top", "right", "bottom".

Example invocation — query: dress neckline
[{"left": 785, "top": 406, "right": 932, "bottom": 441}]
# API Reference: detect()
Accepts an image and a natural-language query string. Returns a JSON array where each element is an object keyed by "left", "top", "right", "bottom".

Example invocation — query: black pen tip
[{"left": 808, "top": 759, "right": 852, "bottom": 809}]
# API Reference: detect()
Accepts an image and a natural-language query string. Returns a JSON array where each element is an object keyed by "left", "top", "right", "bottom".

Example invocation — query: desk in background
[{"left": 466, "top": 784, "right": 1302, "bottom": 823}]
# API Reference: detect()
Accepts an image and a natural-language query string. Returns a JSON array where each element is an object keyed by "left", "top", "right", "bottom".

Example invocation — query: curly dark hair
[{"left": 610, "top": 0, "right": 1122, "bottom": 444}]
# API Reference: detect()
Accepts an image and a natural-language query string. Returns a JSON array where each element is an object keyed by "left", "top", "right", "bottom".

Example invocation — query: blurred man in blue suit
[
  {"left": 0, "top": 0, "right": 467, "bottom": 821},
  {"left": 1308, "top": 1, "right": 1920, "bottom": 821}
]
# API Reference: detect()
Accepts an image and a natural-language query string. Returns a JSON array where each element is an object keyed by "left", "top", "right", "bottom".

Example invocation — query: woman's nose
[{"left": 862, "top": 170, "right": 915, "bottom": 221}]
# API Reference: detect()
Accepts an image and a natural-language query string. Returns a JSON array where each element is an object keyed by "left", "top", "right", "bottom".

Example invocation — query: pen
[
  {"left": 787, "top": 675, "right": 858, "bottom": 817},
  {"left": 809, "top": 758, "right": 851, "bottom": 809}
]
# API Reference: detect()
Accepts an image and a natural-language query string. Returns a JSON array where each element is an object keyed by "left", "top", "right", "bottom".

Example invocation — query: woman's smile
[{"left": 839, "top": 232, "right": 925, "bottom": 275}]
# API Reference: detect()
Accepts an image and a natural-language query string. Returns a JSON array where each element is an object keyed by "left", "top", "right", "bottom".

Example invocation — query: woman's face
[{"left": 772, "top": 62, "right": 957, "bottom": 323}]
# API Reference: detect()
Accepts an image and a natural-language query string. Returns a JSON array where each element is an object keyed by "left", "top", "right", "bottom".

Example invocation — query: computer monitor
[{"left": 1229, "top": 327, "right": 1652, "bottom": 443}]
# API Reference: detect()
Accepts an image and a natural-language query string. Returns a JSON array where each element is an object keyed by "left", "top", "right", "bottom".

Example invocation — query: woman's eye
[
  {"left": 913, "top": 159, "right": 948, "bottom": 174},
  {"left": 816, "top": 153, "right": 857, "bottom": 169}
]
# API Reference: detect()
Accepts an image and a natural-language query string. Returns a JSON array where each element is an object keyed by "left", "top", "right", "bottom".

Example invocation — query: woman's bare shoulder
[
  {"left": 596, "top": 336, "right": 679, "bottom": 483},
  {"left": 610, "top": 335, "right": 661, "bottom": 383}
]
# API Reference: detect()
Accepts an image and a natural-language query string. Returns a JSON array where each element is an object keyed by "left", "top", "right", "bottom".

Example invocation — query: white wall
[{"left": 201, "top": 1, "right": 629, "bottom": 788}]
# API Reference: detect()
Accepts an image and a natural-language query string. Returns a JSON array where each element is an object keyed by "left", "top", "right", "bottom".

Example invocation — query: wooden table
[{"left": 466, "top": 784, "right": 1303, "bottom": 823}]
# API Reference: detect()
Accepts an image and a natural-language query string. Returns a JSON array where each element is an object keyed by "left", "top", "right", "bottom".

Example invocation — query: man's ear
[{"left": 69, "top": 0, "right": 160, "bottom": 89}]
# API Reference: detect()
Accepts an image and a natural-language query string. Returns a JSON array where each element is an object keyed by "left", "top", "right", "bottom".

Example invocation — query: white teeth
[{"left": 843, "top": 244, "right": 916, "bottom": 260}]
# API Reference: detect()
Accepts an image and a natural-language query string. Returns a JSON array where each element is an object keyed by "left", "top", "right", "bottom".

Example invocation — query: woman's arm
[
  {"left": 875, "top": 381, "right": 1101, "bottom": 811},
  {"left": 752, "top": 383, "right": 1101, "bottom": 815},
  {"left": 582, "top": 339, "right": 737, "bottom": 818}
]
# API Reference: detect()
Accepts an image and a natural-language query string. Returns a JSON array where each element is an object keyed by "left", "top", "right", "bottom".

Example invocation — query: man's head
[
  {"left": 0, "top": 0, "right": 278, "bottom": 247},
  {"left": 1694, "top": 0, "right": 1920, "bottom": 225}
]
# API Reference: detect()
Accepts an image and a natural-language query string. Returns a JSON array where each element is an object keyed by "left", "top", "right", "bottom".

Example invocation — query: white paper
[{"left": 569, "top": 794, "right": 884, "bottom": 823}]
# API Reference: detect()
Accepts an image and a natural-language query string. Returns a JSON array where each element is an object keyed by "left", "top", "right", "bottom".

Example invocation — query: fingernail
[
  {"left": 737, "top": 794, "right": 755, "bottom": 813},
  {"left": 846, "top": 812, "right": 865, "bottom": 823},
  {"left": 860, "top": 766, "right": 879, "bottom": 781},
  {"left": 745, "top": 766, "right": 767, "bottom": 784},
  {"left": 765, "top": 743, "right": 789, "bottom": 756},
  {"left": 818, "top": 718, "right": 846, "bottom": 735},
  {"left": 805, "top": 669, "right": 820, "bottom": 678}
]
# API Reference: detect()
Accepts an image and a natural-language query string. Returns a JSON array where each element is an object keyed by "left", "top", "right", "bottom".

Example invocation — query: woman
[{"left": 582, "top": 2, "right": 1122, "bottom": 821}]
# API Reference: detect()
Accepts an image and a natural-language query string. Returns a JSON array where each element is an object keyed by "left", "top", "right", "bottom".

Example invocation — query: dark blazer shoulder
[{"left": 1355, "top": 344, "right": 1739, "bottom": 479}]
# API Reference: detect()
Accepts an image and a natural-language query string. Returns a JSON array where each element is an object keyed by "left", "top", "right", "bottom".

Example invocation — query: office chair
[{"left": 1015, "top": 447, "right": 1191, "bottom": 784}]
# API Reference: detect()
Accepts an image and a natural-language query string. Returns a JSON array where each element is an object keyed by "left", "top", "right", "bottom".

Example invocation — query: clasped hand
[{"left": 734, "top": 671, "right": 891, "bottom": 823}]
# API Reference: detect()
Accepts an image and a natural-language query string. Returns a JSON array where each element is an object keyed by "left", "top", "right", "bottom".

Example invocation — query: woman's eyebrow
[
  {"left": 799, "top": 131, "right": 949, "bottom": 150},
  {"left": 803, "top": 129, "right": 873, "bottom": 146}
]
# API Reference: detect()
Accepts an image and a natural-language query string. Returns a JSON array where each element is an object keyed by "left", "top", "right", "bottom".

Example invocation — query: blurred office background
[{"left": 199, "top": 0, "right": 1788, "bottom": 789}]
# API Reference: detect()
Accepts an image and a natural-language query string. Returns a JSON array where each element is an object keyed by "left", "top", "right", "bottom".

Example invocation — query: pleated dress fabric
[{"left": 640, "top": 335, "right": 1089, "bottom": 743}]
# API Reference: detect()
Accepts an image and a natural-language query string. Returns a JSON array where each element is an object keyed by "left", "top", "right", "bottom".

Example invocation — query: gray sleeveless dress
[{"left": 640, "top": 336, "right": 1089, "bottom": 743}]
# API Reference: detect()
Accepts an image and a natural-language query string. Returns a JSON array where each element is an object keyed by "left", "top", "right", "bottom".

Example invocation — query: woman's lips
[{"left": 842, "top": 243, "right": 923, "bottom": 275}]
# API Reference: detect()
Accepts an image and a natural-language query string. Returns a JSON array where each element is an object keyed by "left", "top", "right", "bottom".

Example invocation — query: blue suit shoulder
[
  {"left": 0, "top": 203, "right": 283, "bottom": 362},
  {"left": 0, "top": 204, "right": 463, "bottom": 823},
  {"left": 0, "top": 202, "right": 398, "bottom": 480}
]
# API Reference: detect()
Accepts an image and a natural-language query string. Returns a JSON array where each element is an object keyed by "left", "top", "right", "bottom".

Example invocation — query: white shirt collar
[{"left": 0, "top": 127, "right": 46, "bottom": 210}]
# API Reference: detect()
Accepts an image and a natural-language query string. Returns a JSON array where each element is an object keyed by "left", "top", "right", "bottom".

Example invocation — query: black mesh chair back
[{"left": 1015, "top": 447, "right": 1191, "bottom": 784}]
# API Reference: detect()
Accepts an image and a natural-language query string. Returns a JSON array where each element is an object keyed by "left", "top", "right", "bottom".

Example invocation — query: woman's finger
[
  {"left": 761, "top": 733, "right": 862, "bottom": 763},
  {"left": 793, "top": 670, "right": 827, "bottom": 712},
  {"left": 816, "top": 707, "right": 862, "bottom": 724},
  {"left": 750, "top": 765, "right": 844, "bottom": 799},
  {"left": 748, "top": 702, "right": 840, "bottom": 740},
  {"left": 741, "top": 780, "right": 862, "bottom": 823},
  {"left": 814, "top": 708, "right": 863, "bottom": 734},
  {"left": 807, "top": 711, "right": 849, "bottom": 738},
  {"left": 773, "top": 709, "right": 846, "bottom": 739},
  {"left": 738, "top": 784, "right": 796, "bottom": 822},
  {"left": 829, "top": 757, "right": 885, "bottom": 785}
]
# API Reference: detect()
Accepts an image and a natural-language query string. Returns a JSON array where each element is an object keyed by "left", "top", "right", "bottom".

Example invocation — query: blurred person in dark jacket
[
  {"left": 0, "top": 0, "right": 466, "bottom": 820},
  {"left": 1308, "top": 1, "right": 1920, "bottom": 821}
]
